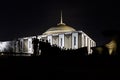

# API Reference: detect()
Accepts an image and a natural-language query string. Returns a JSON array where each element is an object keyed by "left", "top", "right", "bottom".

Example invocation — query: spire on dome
[
  {"left": 57, "top": 11, "right": 65, "bottom": 25},
  {"left": 60, "top": 11, "right": 63, "bottom": 24}
]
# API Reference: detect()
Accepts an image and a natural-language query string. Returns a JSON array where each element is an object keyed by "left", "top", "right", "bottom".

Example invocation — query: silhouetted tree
[{"left": 38, "top": 40, "right": 89, "bottom": 56}]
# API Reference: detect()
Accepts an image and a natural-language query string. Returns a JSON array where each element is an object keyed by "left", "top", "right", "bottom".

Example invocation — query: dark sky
[{"left": 0, "top": 0, "right": 119, "bottom": 46}]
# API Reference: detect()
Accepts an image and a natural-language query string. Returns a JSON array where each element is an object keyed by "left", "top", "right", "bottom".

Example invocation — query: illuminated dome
[
  {"left": 43, "top": 11, "right": 76, "bottom": 35},
  {"left": 43, "top": 23, "right": 76, "bottom": 35}
]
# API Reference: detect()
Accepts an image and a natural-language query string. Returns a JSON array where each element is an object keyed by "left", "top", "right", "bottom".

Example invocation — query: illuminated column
[
  {"left": 90, "top": 40, "right": 92, "bottom": 54},
  {"left": 92, "top": 41, "right": 93, "bottom": 47},
  {"left": 28, "top": 38, "right": 33, "bottom": 54},
  {"left": 59, "top": 34, "right": 64, "bottom": 48},
  {"left": 85, "top": 36, "right": 87, "bottom": 47},
  {"left": 72, "top": 33, "right": 78, "bottom": 49},
  {"left": 83, "top": 35, "right": 87, "bottom": 47},
  {"left": 87, "top": 38, "right": 91, "bottom": 54},
  {"left": 88, "top": 39, "right": 93, "bottom": 54},
  {"left": 81, "top": 34, "right": 84, "bottom": 47}
]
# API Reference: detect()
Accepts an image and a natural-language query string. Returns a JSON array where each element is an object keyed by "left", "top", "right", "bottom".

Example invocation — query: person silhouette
[{"left": 32, "top": 36, "right": 39, "bottom": 56}]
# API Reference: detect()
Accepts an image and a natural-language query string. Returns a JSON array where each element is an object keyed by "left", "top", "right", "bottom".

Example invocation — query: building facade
[{"left": 0, "top": 12, "right": 96, "bottom": 55}]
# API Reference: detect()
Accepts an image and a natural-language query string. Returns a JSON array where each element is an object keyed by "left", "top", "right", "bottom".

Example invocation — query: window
[
  {"left": 61, "top": 38, "right": 62, "bottom": 46},
  {"left": 74, "top": 36, "right": 76, "bottom": 46}
]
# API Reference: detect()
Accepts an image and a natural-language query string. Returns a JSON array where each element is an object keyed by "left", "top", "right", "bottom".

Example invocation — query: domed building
[
  {"left": 38, "top": 12, "right": 96, "bottom": 54},
  {"left": 0, "top": 12, "right": 96, "bottom": 55}
]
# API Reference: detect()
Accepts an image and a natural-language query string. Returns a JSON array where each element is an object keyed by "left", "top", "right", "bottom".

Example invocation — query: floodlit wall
[
  {"left": 64, "top": 34, "right": 72, "bottom": 49},
  {"left": 0, "top": 41, "right": 14, "bottom": 52},
  {"left": 0, "top": 31, "right": 96, "bottom": 55}
]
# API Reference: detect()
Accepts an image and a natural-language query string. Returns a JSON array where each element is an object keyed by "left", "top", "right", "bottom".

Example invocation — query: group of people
[
  {"left": 32, "top": 36, "right": 51, "bottom": 56},
  {"left": 32, "top": 36, "right": 39, "bottom": 56}
]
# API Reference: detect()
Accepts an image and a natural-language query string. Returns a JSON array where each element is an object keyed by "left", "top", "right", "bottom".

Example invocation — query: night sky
[{"left": 0, "top": 0, "right": 119, "bottom": 46}]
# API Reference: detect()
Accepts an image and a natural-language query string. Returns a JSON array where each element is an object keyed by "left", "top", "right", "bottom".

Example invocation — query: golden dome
[
  {"left": 43, "top": 23, "right": 76, "bottom": 35},
  {"left": 43, "top": 11, "right": 76, "bottom": 35}
]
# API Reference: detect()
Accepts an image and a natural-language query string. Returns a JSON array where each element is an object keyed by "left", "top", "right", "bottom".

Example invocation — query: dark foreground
[{"left": 0, "top": 56, "right": 120, "bottom": 79}]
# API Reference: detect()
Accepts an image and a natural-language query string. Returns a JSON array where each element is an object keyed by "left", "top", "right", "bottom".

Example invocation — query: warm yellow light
[
  {"left": 105, "top": 40, "right": 117, "bottom": 55},
  {"left": 43, "top": 25, "right": 76, "bottom": 35}
]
